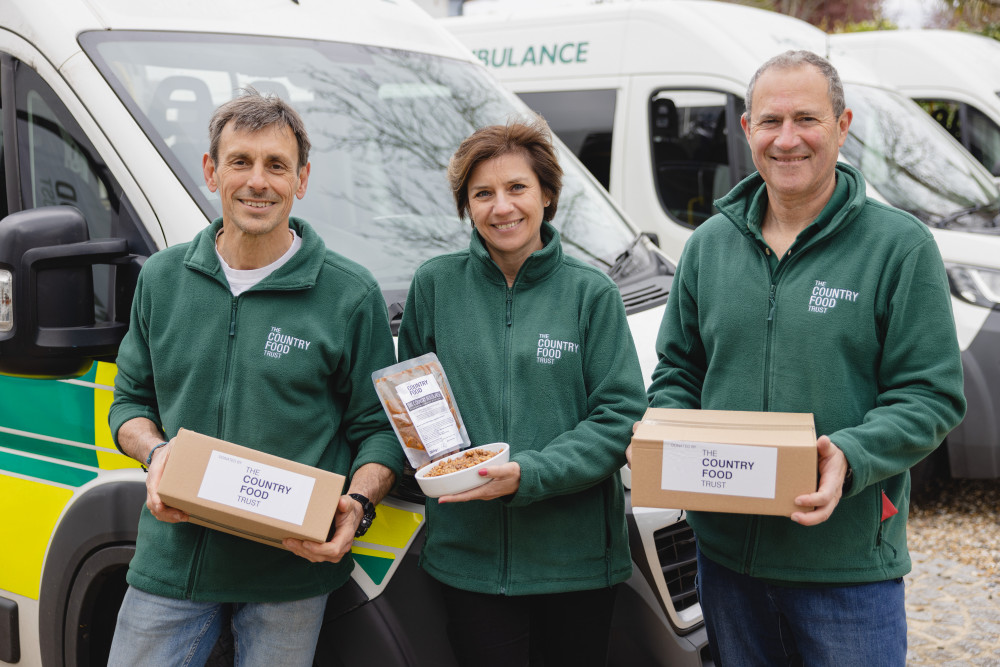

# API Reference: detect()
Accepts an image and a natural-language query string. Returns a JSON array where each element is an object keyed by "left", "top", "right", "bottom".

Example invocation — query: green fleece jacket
[
  {"left": 647, "top": 164, "right": 966, "bottom": 584},
  {"left": 110, "top": 217, "right": 403, "bottom": 602},
  {"left": 397, "top": 222, "right": 645, "bottom": 595}
]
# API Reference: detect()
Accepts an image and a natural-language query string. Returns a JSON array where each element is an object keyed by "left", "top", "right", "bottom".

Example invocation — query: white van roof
[
  {"left": 444, "top": 1, "right": 896, "bottom": 91},
  {"left": 2, "top": 0, "right": 474, "bottom": 70},
  {"left": 830, "top": 30, "right": 1000, "bottom": 95},
  {"left": 443, "top": 1, "right": 838, "bottom": 81}
]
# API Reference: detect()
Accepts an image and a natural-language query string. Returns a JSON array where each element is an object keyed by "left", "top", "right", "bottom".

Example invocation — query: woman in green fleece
[{"left": 396, "top": 119, "right": 646, "bottom": 666}]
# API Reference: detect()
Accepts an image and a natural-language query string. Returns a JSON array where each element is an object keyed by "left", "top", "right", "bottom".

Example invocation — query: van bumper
[{"left": 948, "top": 308, "right": 1000, "bottom": 478}]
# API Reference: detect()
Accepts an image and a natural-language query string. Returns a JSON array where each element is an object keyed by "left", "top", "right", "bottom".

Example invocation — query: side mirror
[{"left": 0, "top": 206, "right": 142, "bottom": 378}]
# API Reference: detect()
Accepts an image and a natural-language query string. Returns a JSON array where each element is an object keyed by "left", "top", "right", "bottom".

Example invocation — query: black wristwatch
[{"left": 348, "top": 493, "right": 376, "bottom": 537}]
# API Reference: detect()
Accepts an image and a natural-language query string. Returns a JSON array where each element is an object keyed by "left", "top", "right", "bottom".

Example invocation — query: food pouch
[{"left": 372, "top": 352, "right": 471, "bottom": 469}]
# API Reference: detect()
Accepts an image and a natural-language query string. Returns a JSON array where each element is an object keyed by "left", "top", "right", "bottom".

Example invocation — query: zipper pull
[
  {"left": 767, "top": 284, "right": 776, "bottom": 321},
  {"left": 229, "top": 298, "right": 238, "bottom": 336},
  {"left": 506, "top": 289, "right": 513, "bottom": 327}
]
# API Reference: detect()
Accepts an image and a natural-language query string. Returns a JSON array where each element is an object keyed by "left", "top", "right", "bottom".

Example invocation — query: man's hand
[
  {"left": 791, "top": 435, "right": 848, "bottom": 526},
  {"left": 145, "top": 439, "right": 189, "bottom": 524},
  {"left": 118, "top": 418, "right": 188, "bottom": 523},
  {"left": 285, "top": 462, "right": 395, "bottom": 562},
  {"left": 284, "top": 493, "right": 362, "bottom": 563},
  {"left": 437, "top": 461, "right": 521, "bottom": 503},
  {"left": 625, "top": 443, "right": 633, "bottom": 468}
]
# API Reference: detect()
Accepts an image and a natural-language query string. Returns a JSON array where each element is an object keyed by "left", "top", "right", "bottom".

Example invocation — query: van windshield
[
  {"left": 841, "top": 83, "right": 1000, "bottom": 231},
  {"left": 81, "top": 32, "right": 649, "bottom": 300}
]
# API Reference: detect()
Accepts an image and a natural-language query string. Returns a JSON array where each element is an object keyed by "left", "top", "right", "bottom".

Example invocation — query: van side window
[
  {"left": 917, "top": 98, "right": 1000, "bottom": 177},
  {"left": 649, "top": 90, "right": 751, "bottom": 228},
  {"left": 11, "top": 59, "right": 122, "bottom": 319},
  {"left": 516, "top": 89, "right": 616, "bottom": 189}
]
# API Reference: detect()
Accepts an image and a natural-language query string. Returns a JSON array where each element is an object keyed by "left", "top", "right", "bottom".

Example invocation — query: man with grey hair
[
  {"left": 106, "top": 88, "right": 403, "bottom": 665},
  {"left": 642, "top": 50, "right": 965, "bottom": 664}
]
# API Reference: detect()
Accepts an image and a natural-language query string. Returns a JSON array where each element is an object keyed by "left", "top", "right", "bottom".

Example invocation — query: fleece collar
[
  {"left": 183, "top": 216, "right": 326, "bottom": 292},
  {"left": 716, "top": 162, "right": 868, "bottom": 252},
  {"left": 469, "top": 220, "right": 564, "bottom": 287}
]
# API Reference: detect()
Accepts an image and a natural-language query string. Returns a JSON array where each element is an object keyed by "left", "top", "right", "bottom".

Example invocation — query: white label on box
[
  {"left": 197, "top": 450, "right": 316, "bottom": 525},
  {"left": 659, "top": 440, "right": 778, "bottom": 498},
  {"left": 394, "top": 374, "right": 463, "bottom": 458}
]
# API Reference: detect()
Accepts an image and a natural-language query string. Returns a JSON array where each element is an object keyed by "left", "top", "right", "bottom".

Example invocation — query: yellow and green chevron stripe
[{"left": 0, "top": 361, "right": 136, "bottom": 600}]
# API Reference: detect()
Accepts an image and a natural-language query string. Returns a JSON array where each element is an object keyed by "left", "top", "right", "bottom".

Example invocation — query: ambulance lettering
[{"left": 473, "top": 41, "right": 589, "bottom": 69}]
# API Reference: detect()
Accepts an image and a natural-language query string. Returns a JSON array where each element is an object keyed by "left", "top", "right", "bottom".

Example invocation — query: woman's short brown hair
[{"left": 448, "top": 117, "right": 563, "bottom": 224}]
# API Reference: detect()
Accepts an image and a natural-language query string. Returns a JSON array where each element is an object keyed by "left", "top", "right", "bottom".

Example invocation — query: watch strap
[{"left": 348, "top": 493, "right": 376, "bottom": 537}]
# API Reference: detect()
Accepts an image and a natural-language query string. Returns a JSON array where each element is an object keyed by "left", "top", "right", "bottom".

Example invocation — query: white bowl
[{"left": 415, "top": 443, "right": 510, "bottom": 498}]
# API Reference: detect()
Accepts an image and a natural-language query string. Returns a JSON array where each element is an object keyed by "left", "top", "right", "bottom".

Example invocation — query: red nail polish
[{"left": 479, "top": 469, "right": 488, "bottom": 476}]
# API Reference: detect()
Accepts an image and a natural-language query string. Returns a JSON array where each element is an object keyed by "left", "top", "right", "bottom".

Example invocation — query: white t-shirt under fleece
[{"left": 215, "top": 229, "right": 302, "bottom": 297}]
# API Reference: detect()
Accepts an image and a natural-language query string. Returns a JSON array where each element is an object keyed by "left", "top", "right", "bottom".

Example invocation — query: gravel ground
[
  {"left": 909, "top": 478, "right": 1000, "bottom": 581},
  {"left": 905, "top": 477, "right": 1000, "bottom": 665}
]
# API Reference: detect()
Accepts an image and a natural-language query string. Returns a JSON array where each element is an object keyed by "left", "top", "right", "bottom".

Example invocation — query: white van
[
  {"left": 830, "top": 29, "right": 1000, "bottom": 177},
  {"left": 444, "top": 0, "right": 1000, "bottom": 483},
  {"left": 0, "top": 1, "right": 707, "bottom": 665}
]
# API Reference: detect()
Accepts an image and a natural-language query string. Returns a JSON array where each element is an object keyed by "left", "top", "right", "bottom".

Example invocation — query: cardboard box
[
  {"left": 631, "top": 408, "right": 817, "bottom": 516},
  {"left": 157, "top": 428, "right": 346, "bottom": 549}
]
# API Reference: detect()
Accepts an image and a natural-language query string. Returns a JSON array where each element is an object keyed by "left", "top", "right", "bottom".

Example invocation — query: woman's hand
[{"left": 437, "top": 461, "right": 521, "bottom": 503}]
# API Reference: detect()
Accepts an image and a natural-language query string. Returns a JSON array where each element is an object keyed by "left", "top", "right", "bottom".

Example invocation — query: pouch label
[{"left": 395, "top": 375, "right": 463, "bottom": 458}]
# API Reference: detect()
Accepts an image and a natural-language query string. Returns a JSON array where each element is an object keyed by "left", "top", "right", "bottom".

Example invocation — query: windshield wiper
[
  {"left": 934, "top": 199, "right": 1000, "bottom": 228},
  {"left": 607, "top": 233, "right": 646, "bottom": 281},
  {"left": 561, "top": 234, "right": 612, "bottom": 268}
]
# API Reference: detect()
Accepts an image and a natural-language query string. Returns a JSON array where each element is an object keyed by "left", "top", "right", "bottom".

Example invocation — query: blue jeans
[
  {"left": 696, "top": 549, "right": 906, "bottom": 667},
  {"left": 107, "top": 586, "right": 329, "bottom": 667}
]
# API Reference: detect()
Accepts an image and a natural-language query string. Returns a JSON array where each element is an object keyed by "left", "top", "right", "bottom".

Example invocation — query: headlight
[
  {"left": 946, "top": 263, "right": 1000, "bottom": 308},
  {"left": 0, "top": 270, "right": 12, "bottom": 332}
]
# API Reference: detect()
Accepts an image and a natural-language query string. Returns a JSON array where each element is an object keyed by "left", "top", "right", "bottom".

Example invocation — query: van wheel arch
[{"left": 38, "top": 480, "right": 145, "bottom": 666}]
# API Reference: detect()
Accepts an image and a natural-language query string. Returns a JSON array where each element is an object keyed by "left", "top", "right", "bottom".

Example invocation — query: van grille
[
  {"left": 621, "top": 277, "right": 670, "bottom": 314},
  {"left": 653, "top": 519, "right": 699, "bottom": 612}
]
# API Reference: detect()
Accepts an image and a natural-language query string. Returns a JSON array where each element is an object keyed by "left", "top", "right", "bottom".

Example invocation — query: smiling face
[
  {"left": 203, "top": 122, "right": 310, "bottom": 239},
  {"left": 467, "top": 151, "right": 548, "bottom": 281},
  {"left": 741, "top": 63, "right": 852, "bottom": 206}
]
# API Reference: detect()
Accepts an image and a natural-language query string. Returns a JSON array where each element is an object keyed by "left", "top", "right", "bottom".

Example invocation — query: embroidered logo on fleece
[
  {"left": 807, "top": 280, "right": 860, "bottom": 314},
  {"left": 536, "top": 333, "right": 579, "bottom": 365},
  {"left": 264, "top": 326, "right": 312, "bottom": 359}
]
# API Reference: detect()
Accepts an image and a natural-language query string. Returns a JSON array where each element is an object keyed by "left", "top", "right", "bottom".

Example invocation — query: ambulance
[
  {"left": 0, "top": 0, "right": 707, "bottom": 664},
  {"left": 830, "top": 29, "right": 1000, "bottom": 177},
  {"left": 444, "top": 0, "right": 1000, "bottom": 483}
]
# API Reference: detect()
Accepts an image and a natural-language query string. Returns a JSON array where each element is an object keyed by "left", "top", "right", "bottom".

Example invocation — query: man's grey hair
[
  {"left": 744, "top": 50, "right": 846, "bottom": 121},
  {"left": 208, "top": 87, "right": 311, "bottom": 169}
]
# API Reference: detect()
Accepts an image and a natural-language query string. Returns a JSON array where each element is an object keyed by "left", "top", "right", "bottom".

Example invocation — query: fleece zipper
[
  {"left": 497, "top": 257, "right": 533, "bottom": 595},
  {"left": 498, "top": 281, "right": 514, "bottom": 594},
  {"left": 745, "top": 242, "right": 798, "bottom": 575},
  {"left": 217, "top": 295, "right": 239, "bottom": 440},
  {"left": 192, "top": 289, "right": 240, "bottom": 598}
]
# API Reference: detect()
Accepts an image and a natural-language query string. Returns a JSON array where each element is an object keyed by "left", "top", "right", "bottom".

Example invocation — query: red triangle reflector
[{"left": 881, "top": 491, "right": 898, "bottom": 522}]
